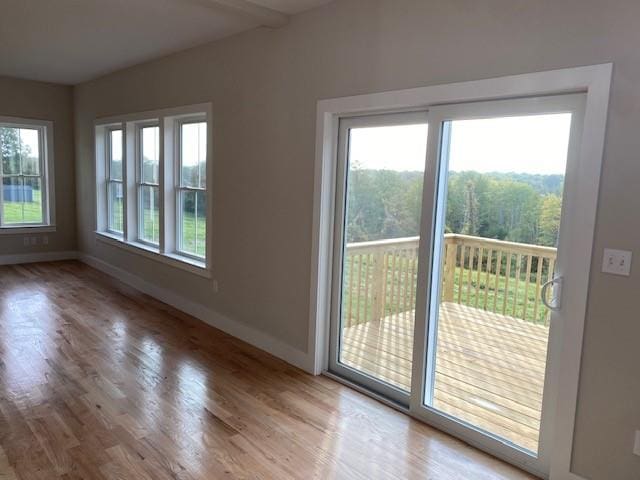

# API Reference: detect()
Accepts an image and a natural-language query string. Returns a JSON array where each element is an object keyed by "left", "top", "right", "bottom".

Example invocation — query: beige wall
[
  {"left": 0, "top": 76, "right": 76, "bottom": 256},
  {"left": 73, "top": 1, "right": 640, "bottom": 478}
]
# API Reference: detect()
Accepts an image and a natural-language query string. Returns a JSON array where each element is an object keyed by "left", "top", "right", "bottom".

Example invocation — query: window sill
[
  {"left": 0, "top": 225, "right": 56, "bottom": 235},
  {"left": 95, "top": 231, "right": 211, "bottom": 278}
]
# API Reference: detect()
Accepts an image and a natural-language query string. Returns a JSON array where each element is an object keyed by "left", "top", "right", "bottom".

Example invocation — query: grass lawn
[
  {"left": 450, "top": 265, "right": 550, "bottom": 324},
  {"left": 139, "top": 209, "right": 206, "bottom": 257},
  {"left": 3, "top": 189, "right": 43, "bottom": 224},
  {"left": 109, "top": 200, "right": 205, "bottom": 257},
  {"left": 181, "top": 213, "right": 206, "bottom": 257},
  {"left": 7, "top": 191, "right": 208, "bottom": 258}
]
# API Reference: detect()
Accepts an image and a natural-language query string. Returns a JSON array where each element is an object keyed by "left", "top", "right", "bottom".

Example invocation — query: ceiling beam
[{"left": 200, "top": 0, "right": 289, "bottom": 28}]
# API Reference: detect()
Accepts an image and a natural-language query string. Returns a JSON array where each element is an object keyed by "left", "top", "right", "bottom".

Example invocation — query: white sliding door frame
[
  {"left": 328, "top": 111, "right": 429, "bottom": 406},
  {"left": 411, "top": 94, "right": 586, "bottom": 478},
  {"left": 309, "top": 64, "right": 612, "bottom": 480}
]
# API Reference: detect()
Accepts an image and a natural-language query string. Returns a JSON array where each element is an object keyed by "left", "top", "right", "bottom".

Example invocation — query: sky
[
  {"left": 13, "top": 128, "right": 40, "bottom": 160},
  {"left": 180, "top": 122, "right": 206, "bottom": 168},
  {"left": 142, "top": 126, "right": 159, "bottom": 163},
  {"left": 349, "top": 113, "right": 572, "bottom": 175},
  {"left": 121, "top": 122, "right": 206, "bottom": 167}
]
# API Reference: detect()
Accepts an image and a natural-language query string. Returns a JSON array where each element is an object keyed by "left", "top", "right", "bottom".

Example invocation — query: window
[
  {"left": 107, "top": 129, "right": 124, "bottom": 234},
  {"left": 95, "top": 104, "right": 211, "bottom": 276},
  {"left": 177, "top": 121, "right": 207, "bottom": 258},
  {"left": 138, "top": 125, "right": 159, "bottom": 245},
  {"left": 0, "top": 119, "right": 53, "bottom": 230}
]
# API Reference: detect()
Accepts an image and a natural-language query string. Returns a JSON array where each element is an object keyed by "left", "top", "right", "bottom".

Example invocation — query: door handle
[{"left": 541, "top": 276, "right": 563, "bottom": 311}]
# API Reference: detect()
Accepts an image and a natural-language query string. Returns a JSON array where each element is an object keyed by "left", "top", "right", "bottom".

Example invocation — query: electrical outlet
[
  {"left": 42, "top": 235, "right": 49, "bottom": 245},
  {"left": 602, "top": 248, "right": 632, "bottom": 276},
  {"left": 30, "top": 236, "right": 37, "bottom": 246},
  {"left": 23, "top": 236, "right": 29, "bottom": 246}
]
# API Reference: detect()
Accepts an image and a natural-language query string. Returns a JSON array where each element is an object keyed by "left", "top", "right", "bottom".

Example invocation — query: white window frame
[
  {"left": 0, "top": 116, "right": 55, "bottom": 234},
  {"left": 94, "top": 103, "right": 212, "bottom": 278},
  {"left": 106, "top": 126, "right": 125, "bottom": 236},
  {"left": 175, "top": 116, "right": 207, "bottom": 261},
  {"left": 136, "top": 122, "right": 161, "bottom": 248}
]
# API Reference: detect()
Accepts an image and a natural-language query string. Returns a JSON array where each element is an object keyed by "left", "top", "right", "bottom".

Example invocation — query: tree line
[{"left": 346, "top": 169, "right": 563, "bottom": 247}]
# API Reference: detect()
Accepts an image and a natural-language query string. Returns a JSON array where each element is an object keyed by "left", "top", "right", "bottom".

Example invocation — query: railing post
[
  {"left": 442, "top": 237, "right": 457, "bottom": 303},
  {"left": 370, "top": 248, "right": 386, "bottom": 322}
]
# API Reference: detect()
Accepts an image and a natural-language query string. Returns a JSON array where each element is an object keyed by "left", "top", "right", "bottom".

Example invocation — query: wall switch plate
[
  {"left": 634, "top": 430, "right": 640, "bottom": 456},
  {"left": 213, "top": 279, "right": 219, "bottom": 294},
  {"left": 602, "top": 248, "right": 632, "bottom": 276}
]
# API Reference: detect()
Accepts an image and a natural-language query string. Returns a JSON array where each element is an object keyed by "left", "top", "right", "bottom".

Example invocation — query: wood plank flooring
[
  {"left": 0, "top": 261, "right": 534, "bottom": 479},
  {"left": 341, "top": 303, "right": 549, "bottom": 453}
]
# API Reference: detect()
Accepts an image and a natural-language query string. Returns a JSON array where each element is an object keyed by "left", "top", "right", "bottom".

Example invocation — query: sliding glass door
[
  {"left": 329, "top": 94, "right": 586, "bottom": 476},
  {"left": 413, "top": 94, "right": 585, "bottom": 475},
  {"left": 329, "top": 112, "right": 428, "bottom": 404}
]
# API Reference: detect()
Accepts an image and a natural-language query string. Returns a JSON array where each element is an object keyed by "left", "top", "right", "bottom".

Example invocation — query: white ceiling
[{"left": 0, "top": 0, "right": 333, "bottom": 85}]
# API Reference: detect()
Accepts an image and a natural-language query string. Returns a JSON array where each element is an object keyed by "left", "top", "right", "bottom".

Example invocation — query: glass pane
[
  {"left": 180, "top": 122, "right": 206, "bottom": 188},
  {"left": 140, "top": 185, "right": 159, "bottom": 245},
  {"left": 2, "top": 177, "right": 41, "bottom": 224},
  {"left": 108, "top": 181, "right": 124, "bottom": 233},
  {"left": 141, "top": 126, "right": 159, "bottom": 184},
  {"left": 110, "top": 129, "right": 123, "bottom": 181},
  {"left": 425, "top": 113, "right": 572, "bottom": 453},
  {"left": 180, "top": 190, "right": 206, "bottom": 257},
  {"left": 338, "top": 122, "right": 428, "bottom": 392},
  {"left": 20, "top": 128, "right": 40, "bottom": 175},
  {"left": 22, "top": 177, "right": 43, "bottom": 223},
  {"left": 2, "top": 177, "right": 24, "bottom": 224},
  {"left": 1, "top": 127, "right": 21, "bottom": 175}
]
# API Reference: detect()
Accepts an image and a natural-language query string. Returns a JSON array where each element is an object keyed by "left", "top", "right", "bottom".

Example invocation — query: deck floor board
[{"left": 340, "top": 302, "right": 549, "bottom": 453}]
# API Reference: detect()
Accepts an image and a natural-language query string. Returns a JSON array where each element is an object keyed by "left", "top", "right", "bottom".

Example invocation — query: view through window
[{"left": 0, "top": 125, "right": 48, "bottom": 226}]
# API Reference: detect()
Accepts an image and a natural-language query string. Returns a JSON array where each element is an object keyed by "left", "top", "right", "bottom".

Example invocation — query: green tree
[
  {"left": 538, "top": 194, "right": 562, "bottom": 247},
  {"left": 344, "top": 168, "right": 562, "bottom": 247},
  {"left": 1, "top": 127, "right": 22, "bottom": 174}
]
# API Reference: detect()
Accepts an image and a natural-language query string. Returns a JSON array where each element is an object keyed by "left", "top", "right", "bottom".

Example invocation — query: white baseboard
[
  {"left": 77, "top": 253, "right": 314, "bottom": 373},
  {"left": 0, "top": 250, "right": 78, "bottom": 265}
]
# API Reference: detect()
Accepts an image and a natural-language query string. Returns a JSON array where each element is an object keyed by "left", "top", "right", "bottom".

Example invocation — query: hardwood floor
[{"left": 0, "top": 261, "right": 535, "bottom": 479}]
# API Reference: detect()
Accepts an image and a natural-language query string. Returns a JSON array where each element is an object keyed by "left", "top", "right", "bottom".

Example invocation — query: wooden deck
[{"left": 340, "top": 302, "right": 549, "bottom": 452}]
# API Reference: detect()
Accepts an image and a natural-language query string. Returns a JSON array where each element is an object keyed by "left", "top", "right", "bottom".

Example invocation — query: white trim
[
  {"left": 96, "top": 231, "right": 211, "bottom": 278},
  {"left": 309, "top": 64, "right": 612, "bottom": 480},
  {"left": 95, "top": 103, "right": 214, "bottom": 273},
  {"left": 0, "top": 250, "right": 77, "bottom": 265},
  {"left": 175, "top": 115, "right": 208, "bottom": 261},
  {"left": 408, "top": 94, "right": 588, "bottom": 479},
  {"left": 95, "top": 103, "right": 210, "bottom": 127},
  {"left": 78, "top": 253, "right": 312, "bottom": 372},
  {"left": 0, "top": 225, "right": 56, "bottom": 235},
  {"left": 0, "top": 117, "right": 55, "bottom": 230},
  {"left": 326, "top": 111, "right": 428, "bottom": 407}
]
